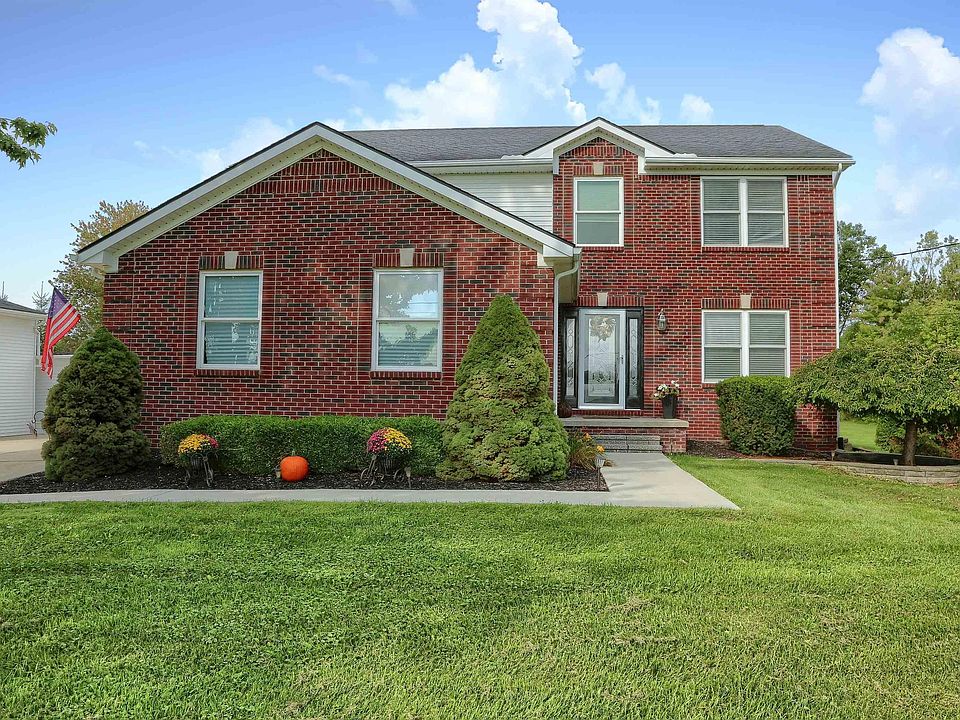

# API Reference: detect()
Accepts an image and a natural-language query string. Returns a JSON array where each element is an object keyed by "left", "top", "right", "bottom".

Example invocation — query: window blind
[
  {"left": 200, "top": 273, "right": 261, "bottom": 368},
  {"left": 703, "top": 312, "right": 742, "bottom": 381}
]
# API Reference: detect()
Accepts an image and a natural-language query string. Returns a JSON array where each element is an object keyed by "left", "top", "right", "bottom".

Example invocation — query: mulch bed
[
  {"left": 687, "top": 439, "right": 831, "bottom": 462},
  {"left": 0, "top": 463, "right": 607, "bottom": 494}
]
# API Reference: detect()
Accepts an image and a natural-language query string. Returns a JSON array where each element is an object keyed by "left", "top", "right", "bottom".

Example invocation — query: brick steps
[{"left": 591, "top": 433, "right": 663, "bottom": 453}]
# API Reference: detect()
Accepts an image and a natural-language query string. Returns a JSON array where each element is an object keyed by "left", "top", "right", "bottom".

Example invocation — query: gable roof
[
  {"left": 346, "top": 123, "right": 852, "bottom": 163},
  {"left": 0, "top": 299, "right": 45, "bottom": 317},
  {"left": 76, "top": 123, "right": 575, "bottom": 271}
]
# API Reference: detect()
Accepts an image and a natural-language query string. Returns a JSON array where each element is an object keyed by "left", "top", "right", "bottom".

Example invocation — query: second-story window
[
  {"left": 702, "top": 178, "right": 787, "bottom": 247},
  {"left": 574, "top": 177, "right": 623, "bottom": 246}
]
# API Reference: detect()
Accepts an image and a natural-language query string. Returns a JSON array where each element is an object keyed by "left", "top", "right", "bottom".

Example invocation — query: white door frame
[{"left": 577, "top": 308, "right": 626, "bottom": 409}]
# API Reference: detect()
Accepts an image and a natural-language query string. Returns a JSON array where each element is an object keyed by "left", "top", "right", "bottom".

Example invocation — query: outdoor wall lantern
[{"left": 656, "top": 309, "right": 668, "bottom": 333}]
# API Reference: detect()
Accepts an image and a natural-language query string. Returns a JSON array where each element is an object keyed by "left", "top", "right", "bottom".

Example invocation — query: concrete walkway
[
  {"left": 0, "top": 436, "right": 45, "bottom": 483},
  {"left": 0, "top": 451, "right": 737, "bottom": 509}
]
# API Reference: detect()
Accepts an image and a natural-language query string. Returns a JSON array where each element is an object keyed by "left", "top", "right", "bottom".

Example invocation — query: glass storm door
[{"left": 579, "top": 310, "right": 625, "bottom": 407}]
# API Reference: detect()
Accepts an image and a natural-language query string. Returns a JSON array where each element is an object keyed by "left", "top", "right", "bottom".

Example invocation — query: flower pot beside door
[
  {"left": 652, "top": 381, "right": 681, "bottom": 420},
  {"left": 661, "top": 394, "right": 677, "bottom": 420}
]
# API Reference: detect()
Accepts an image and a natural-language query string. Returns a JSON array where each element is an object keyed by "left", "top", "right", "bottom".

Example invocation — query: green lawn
[
  {"left": 840, "top": 416, "right": 881, "bottom": 451},
  {"left": 1, "top": 460, "right": 958, "bottom": 719}
]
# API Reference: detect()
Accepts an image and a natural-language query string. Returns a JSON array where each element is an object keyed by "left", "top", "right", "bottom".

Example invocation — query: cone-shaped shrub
[
  {"left": 42, "top": 328, "right": 150, "bottom": 483},
  {"left": 439, "top": 295, "right": 569, "bottom": 482}
]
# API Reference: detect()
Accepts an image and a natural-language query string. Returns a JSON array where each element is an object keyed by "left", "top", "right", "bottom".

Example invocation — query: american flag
[{"left": 40, "top": 288, "right": 80, "bottom": 378}]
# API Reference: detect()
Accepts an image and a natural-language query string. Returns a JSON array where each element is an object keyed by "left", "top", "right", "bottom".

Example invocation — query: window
[
  {"left": 198, "top": 272, "right": 262, "bottom": 369},
  {"left": 574, "top": 177, "right": 623, "bottom": 246},
  {"left": 702, "top": 178, "right": 787, "bottom": 247},
  {"left": 702, "top": 311, "right": 789, "bottom": 383},
  {"left": 373, "top": 270, "right": 442, "bottom": 371}
]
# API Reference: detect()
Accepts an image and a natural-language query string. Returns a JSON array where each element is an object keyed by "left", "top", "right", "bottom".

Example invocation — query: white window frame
[
  {"left": 701, "top": 177, "right": 789, "bottom": 248},
  {"left": 701, "top": 309, "right": 790, "bottom": 384},
  {"left": 197, "top": 270, "right": 263, "bottom": 370},
  {"left": 573, "top": 176, "right": 624, "bottom": 247},
  {"left": 372, "top": 268, "right": 443, "bottom": 372}
]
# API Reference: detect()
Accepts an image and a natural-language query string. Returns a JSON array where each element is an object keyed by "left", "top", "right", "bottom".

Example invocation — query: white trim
[
  {"left": 196, "top": 270, "right": 263, "bottom": 370},
  {"left": 372, "top": 269, "right": 443, "bottom": 373},
  {"left": 578, "top": 308, "right": 626, "bottom": 409},
  {"left": 75, "top": 123, "right": 574, "bottom": 272},
  {"left": 522, "top": 118, "right": 674, "bottom": 174},
  {"left": 648, "top": 156, "right": 854, "bottom": 167},
  {"left": 0, "top": 307, "right": 46, "bottom": 320},
  {"left": 573, "top": 177, "right": 624, "bottom": 247},
  {"left": 701, "top": 177, "right": 789, "bottom": 248},
  {"left": 701, "top": 309, "right": 791, "bottom": 384},
  {"left": 552, "top": 255, "right": 581, "bottom": 405}
]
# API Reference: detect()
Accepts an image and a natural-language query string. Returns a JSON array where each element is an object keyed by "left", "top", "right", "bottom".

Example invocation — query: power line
[{"left": 888, "top": 240, "right": 960, "bottom": 257}]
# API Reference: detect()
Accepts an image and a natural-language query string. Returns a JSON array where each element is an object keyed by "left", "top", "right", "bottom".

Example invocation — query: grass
[
  {"left": 1, "top": 459, "right": 958, "bottom": 719},
  {"left": 840, "top": 416, "right": 881, "bottom": 451}
]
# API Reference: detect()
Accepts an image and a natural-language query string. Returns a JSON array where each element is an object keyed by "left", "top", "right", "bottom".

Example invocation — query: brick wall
[
  {"left": 103, "top": 149, "right": 555, "bottom": 441},
  {"left": 555, "top": 138, "right": 837, "bottom": 451}
]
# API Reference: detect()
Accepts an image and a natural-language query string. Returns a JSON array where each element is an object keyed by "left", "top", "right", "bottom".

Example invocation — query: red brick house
[{"left": 76, "top": 118, "right": 853, "bottom": 452}]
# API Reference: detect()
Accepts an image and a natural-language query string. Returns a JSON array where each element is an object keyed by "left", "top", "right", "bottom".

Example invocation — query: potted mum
[
  {"left": 652, "top": 380, "right": 681, "bottom": 419},
  {"left": 177, "top": 433, "right": 218, "bottom": 486},
  {"left": 362, "top": 427, "right": 413, "bottom": 485}
]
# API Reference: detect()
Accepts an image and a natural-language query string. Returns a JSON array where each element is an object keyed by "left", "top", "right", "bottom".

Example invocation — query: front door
[{"left": 579, "top": 309, "right": 625, "bottom": 408}]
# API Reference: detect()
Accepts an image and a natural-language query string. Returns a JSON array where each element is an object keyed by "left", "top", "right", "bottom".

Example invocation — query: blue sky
[{"left": 2, "top": 0, "right": 958, "bottom": 306}]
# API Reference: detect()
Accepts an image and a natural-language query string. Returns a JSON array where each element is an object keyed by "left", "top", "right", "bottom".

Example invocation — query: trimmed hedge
[
  {"left": 159, "top": 415, "right": 442, "bottom": 476},
  {"left": 716, "top": 376, "right": 795, "bottom": 455}
]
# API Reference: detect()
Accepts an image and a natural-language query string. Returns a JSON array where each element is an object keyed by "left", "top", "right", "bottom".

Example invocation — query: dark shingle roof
[
  {"left": 0, "top": 299, "right": 45, "bottom": 315},
  {"left": 345, "top": 124, "right": 851, "bottom": 163}
]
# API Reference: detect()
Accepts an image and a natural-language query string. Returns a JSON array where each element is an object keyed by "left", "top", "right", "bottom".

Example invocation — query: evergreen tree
[
  {"left": 42, "top": 328, "right": 150, "bottom": 483},
  {"left": 439, "top": 295, "right": 569, "bottom": 482}
]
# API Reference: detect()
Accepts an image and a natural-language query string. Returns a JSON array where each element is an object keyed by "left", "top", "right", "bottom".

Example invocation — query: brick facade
[
  {"left": 102, "top": 149, "right": 554, "bottom": 440},
  {"left": 102, "top": 136, "right": 839, "bottom": 451},
  {"left": 555, "top": 138, "right": 837, "bottom": 450}
]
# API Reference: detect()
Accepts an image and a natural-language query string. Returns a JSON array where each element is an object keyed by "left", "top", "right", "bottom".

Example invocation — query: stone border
[{"left": 752, "top": 458, "right": 959, "bottom": 485}]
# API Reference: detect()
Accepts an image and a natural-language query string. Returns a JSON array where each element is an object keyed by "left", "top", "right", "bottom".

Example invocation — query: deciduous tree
[
  {"left": 837, "top": 221, "right": 891, "bottom": 334},
  {"left": 794, "top": 335, "right": 960, "bottom": 466},
  {"left": 53, "top": 200, "right": 149, "bottom": 351}
]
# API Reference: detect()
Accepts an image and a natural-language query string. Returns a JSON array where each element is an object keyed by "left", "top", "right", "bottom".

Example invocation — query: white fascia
[
  {"left": 520, "top": 118, "right": 675, "bottom": 175},
  {"left": 75, "top": 124, "right": 574, "bottom": 271},
  {"left": 646, "top": 156, "right": 856, "bottom": 175}
]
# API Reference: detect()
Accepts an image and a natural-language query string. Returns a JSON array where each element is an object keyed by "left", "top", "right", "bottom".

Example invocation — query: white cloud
[
  {"left": 356, "top": 0, "right": 585, "bottom": 128},
  {"left": 861, "top": 28, "right": 960, "bottom": 143},
  {"left": 314, "top": 64, "right": 365, "bottom": 89},
  {"left": 194, "top": 117, "right": 292, "bottom": 177},
  {"left": 860, "top": 28, "right": 960, "bottom": 228},
  {"left": 374, "top": 0, "right": 415, "bottom": 16},
  {"left": 875, "top": 163, "right": 959, "bottom": 216},
  {"left": 679, "top": 94, "right": 714, "bottom": 124},
  {"left": 584, "top": 63, "right": 660, "bottom": 124},
  {"left": 384, "top": 55, "right": 501, "bottom": 127}
]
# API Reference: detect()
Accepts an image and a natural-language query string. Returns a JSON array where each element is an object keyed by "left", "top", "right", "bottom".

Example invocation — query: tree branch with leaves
[{"left": 1, "top": 117, "right": 57, "bottom": 168}]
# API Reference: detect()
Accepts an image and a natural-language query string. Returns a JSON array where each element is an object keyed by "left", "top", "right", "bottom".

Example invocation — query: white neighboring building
[{"left": 0, "top": 300, "right": 45, "bottom": 437}]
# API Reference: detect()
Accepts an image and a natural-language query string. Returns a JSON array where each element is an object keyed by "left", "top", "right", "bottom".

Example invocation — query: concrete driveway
[{"left": 0, "top": 436, "right": 44, "bottom": 483}]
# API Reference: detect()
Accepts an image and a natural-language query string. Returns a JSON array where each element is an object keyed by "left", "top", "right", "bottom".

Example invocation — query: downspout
[
  {"left": 832, "top": 162, "right": 848, "bottom": 446},
  {"left": 832, "top": 162, "right": 848, "bottom": 348},
  {"left": 552, "top": 251, "right": 581, "bottom": 407}
]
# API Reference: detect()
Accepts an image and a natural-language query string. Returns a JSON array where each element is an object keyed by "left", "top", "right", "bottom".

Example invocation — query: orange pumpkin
[{"left": 280, "top": 455, "right": 309, "bottom": 482}]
